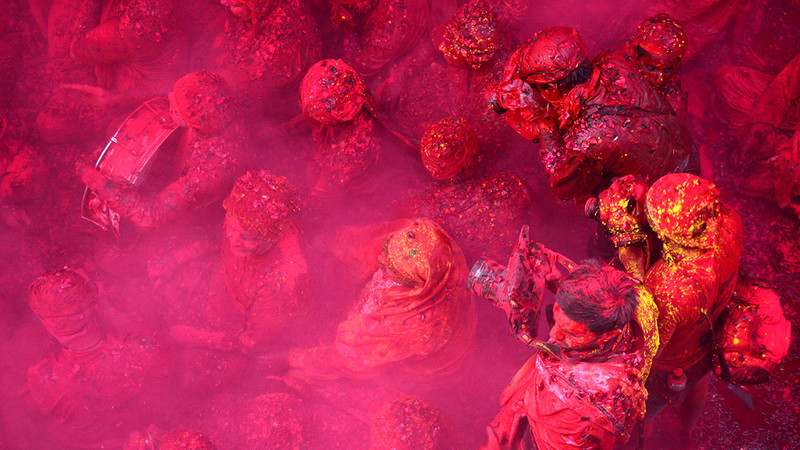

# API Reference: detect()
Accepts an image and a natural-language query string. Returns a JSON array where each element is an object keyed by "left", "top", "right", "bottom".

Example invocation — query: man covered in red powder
[
  {"left": 717, "top": 53, "right": 800, "bottom": 218},
  {"left": 647, "top": 0, "right": 753, "bottom": 61},
  {"left": 34, "top": 0, "right": 190, "bottom": 143},
  {"left": 215, "top": 0, "right": 321, "bottom": 117},
  {"left": 617, "top": 14, "right": 689, "bottom": 120},
  {"left": 220, "top": 169, "right": 309, "bottom": 349},
  {"left": 479, "top": 259, "right": 653, "bottom": 450},
  {"left": 24, "top": 268, "right": 174, "bottom": 447},
  {"left": 372, "top": 0, "right": 520, "bottom": 150},
  {"left": 435, "top": 0, "right": 521, "bottom": 150},
  {"left": 161, "top": 169, "right": 308, "bottom": 355},
  {"left": 78, "top": 70, "right": 243, "bottom": 230},
  {"left": 300, "top": 59, "right": 380, "bottom": 199},
  {"left": 639, "top": 173, "right": 742, "bottom": 432},
  {"left": 399, "top": 118, "right": 532, "bottom": 262},
  {"left": 489, "top": 26, "right": 695, "bottom": 201},
  {"left": 288, "top": 218, "right": 476, "bottom": 389},
  {"left": 585, "top": 174, "right": 658, "bottom": 280}
]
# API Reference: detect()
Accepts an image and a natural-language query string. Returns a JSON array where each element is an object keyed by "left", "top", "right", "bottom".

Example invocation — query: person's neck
[
  {"left": 59, "top": 326, "right": 106, "bottom": 353},
  {"left": 663, "top": 240, "right": 704, "bottom": 263}
]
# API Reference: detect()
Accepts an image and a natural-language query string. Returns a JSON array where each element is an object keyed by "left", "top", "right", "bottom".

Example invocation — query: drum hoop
[{"left": 81, "top": 97, "right": 180, "bottom": 234}]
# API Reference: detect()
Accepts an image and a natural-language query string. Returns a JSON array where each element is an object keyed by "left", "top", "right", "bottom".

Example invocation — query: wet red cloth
[
  {"left": 221, "top": 226, "right": 309, "bottom": 348},
  {"left": 617, "top": 14, "right": 689, "bottom": 120},
  {"left": 517, "top": 27, "right": 587, "bottom": 85},
  {"left": 288, "top": 219, "right": 476, "bottom": 388},
  {"left": 25, "top": 334, "right": 174, "bottom": 447},
  {"left": 487, "top": 45, "right": 554, "bottom": 140},
  {"left": 539, "top": 52, "right": 695, "bottom": 200},
  {"left": 487, "top": 332, "right": 647, "bottom": 450},
  {"left": 644, "top": 184, "right": 743, "bottom": 374}
]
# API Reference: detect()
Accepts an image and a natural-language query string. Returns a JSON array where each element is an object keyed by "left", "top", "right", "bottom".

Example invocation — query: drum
[{"left": 81, "top": 97, "right": 181, "bottom": 234}]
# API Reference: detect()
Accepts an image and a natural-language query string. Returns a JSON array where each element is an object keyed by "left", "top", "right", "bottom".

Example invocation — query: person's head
[
  {"left": 300, "top": 59, "right": 367, "bottom": 126},
  {"left": 170, "top": 71, "right": 235, "bottom": 135},
  {"left": 380, "top": 218, "right": 454, "bottom": 287},
  {"left": 645, "top": 173, "right": 720, "bottom": 249},
  {"left": 29, "top": 269, "right": 102, "bottom": 351},
  {"left": 223, "top": 170, "right": 300, "bottom": 257},
  {"left": 370, "top": 396, "right": 456, "bottom": 450},
  {"left": 419, "top": 118, "right": 480, "bottom": 180},
  {"left": 220, "top": 0, "right": 277, "bottom": 22},
  {"left": 439, "top": 0, "right": 501, "bottom": 70},
  {"left": 518, "top": 27, "right": 591, "bottom": 106},
  {"left": 329, "top": 0, "right": 378, "bottom": 26},
  {"left": 239, "top": 393, "right": 306, "bottom": 448},
  {"left": 585, "top": 175, "right": 651, "bottom": 246},
  {"left": 550, "top": 261, "right": 638, "bottom": 350},
  {"left": 159, "top": 429, "right": 216, "bottom": 450},
  {"left": 631, "top": 14, "right": 687, "bottom": 87}
]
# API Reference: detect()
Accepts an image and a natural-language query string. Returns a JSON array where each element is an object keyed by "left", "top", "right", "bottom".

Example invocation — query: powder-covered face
[
  {"left": 381, "top": 220, "right": 444, "bottom": 286},
  {"left": 549, "top": 302, "right": 602, "bottom": 350},
  {"left": 636, "top": 49, "right": 676, "bottom": 87},
  {"left": 224, "top": 214, "right": 275, "bottom": 257}
]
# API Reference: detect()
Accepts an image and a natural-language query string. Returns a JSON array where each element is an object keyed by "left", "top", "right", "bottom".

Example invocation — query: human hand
[
  {"left": 76, "top": 161, "right": 106, "bottom": 188},
  {"left": 61, "top": 83, "right": 116, "bottom": 110}
]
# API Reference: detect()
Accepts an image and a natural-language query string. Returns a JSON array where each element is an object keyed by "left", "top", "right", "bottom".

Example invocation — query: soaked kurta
[{"left": 289, "top": 218, "right": 476, "bottom": 388}]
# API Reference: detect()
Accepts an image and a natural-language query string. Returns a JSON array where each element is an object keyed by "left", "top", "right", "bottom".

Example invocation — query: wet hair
[
  {"left": 634, "top": 45, "right": 651, "bottom": 61},
  {"left": 556, "top": 260, "right": 638, "bottom": 334},
  {"left": 557, "top": 59, "right": 593, "bottom": 91}
]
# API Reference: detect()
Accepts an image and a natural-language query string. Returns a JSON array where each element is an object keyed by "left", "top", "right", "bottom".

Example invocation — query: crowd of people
[{"left": 1, "top": 0, "right": 798, "bottom": 448}]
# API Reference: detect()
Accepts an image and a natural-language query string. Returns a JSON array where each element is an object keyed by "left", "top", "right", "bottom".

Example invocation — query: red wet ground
[{"left": 1, "top": 0, "right": 799, "bottom": 448}]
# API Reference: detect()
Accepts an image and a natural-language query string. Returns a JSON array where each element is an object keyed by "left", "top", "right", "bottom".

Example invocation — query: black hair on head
[
  {"left": 555, "top": 259, "right": 639, "bottom": 334},
  {"left": 558, "top": 59, "right": 593, "bottom": 91}
]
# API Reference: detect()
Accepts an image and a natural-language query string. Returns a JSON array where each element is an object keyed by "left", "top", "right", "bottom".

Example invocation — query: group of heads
[
  {"left": 587, "top": 172, "right": 722, "bottom": 250},
  {"left": 553, "top": 172, "right": 721, "bottom": 350},
  {"left": 512, "top": 14, "right": 686, "bottom": 108}
]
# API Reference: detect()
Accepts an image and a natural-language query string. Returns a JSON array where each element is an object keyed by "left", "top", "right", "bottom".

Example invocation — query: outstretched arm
[{"left": 77, "top": 135, "right": 238, "bottom": 229}]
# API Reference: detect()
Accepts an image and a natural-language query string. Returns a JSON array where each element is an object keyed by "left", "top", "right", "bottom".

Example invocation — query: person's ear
[{"left": 596, "top": 327, "right": 622, "bottom": 347}]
